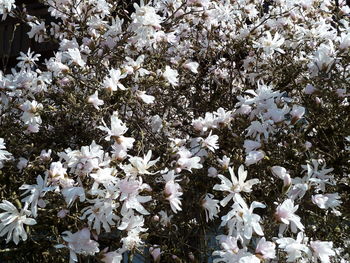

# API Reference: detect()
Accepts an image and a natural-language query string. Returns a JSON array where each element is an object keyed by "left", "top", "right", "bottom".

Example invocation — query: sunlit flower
[
  {"left": 276, "top": 232, "right": 310, "bottom": 262},
  {"left": 213, "top": 165, "right": 259, "bottom": 206},
  {"left": 310, "top": 240, "right": 335, "bottom": 263},
  {"left": 275, "top": 199, "right": 304, "bottom": 234},
  {"left": 0, "top": 201, "right": 36, "bottom": 244},
  {"left": 60, "top": 228, "right": 100, "bottom": 263}
]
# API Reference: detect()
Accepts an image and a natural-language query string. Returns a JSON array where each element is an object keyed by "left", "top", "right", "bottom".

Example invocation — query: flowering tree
[{"left": 0, "top": 0, "right": 349, "bottom": 262}]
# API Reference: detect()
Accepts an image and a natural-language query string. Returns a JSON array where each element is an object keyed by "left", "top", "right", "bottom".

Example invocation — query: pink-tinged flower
[
  {"left": 255, "top": 237, "right": 276, "bottom": 259},
  {"left": 271, "top": 166, "right": 289, "bottom": 179},
  {"left": 213, "top": 165, "right": 259, "bottom": 206},
  {"left": 304, "top": 84, "right": 317, "bottom": 94},
  {"left": 101, "top": 250, "right": 123, "bottom": 263},
  {"left": 208, "top": 167, "right": 218, "bottom": 178},
  {"left": 311, "top": 193, "right": 342, "bottom": 214},
  {"left": 243, "top": 140, "right": 261, "bottom": 153},
  {"left": 271, "top": 166, "right": 291, "bottom": 191},
  {"left": 310, "top": 241, "right": 335, "bottom": 263},
  {"left": 88, "top": 91, "right": 104, "bottom": 110},
  {"left": 163, "top": 171, "right": 182, "bottom": 213},
  {"left": 0, "top": 201, "right": 36, "bottom": 244},
  {"left": 275, "top": 199, "right": 304, "bottom": 234},
  {"left": 183, "top": 61, "right": 199, "bottom": 73},
  {"left": 290, "top": 105, "right": 305, "bottom": 123},
  {"left": 60, "top": 228, "right": 99, "bottom": 263},
  {"left": 150, "top": 246, "right": 162, "bottom": 263},
  {"left": 57, "top": 209, "right": 69, "bottom": 218},
  {"left": 218, "top": 235, "right": 239, "bottom": 254}
]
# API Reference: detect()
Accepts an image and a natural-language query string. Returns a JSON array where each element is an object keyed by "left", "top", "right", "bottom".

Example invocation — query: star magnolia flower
[
  {"left": 312, "top": 193, "right": 342, "bottom": 212},
  {"left": 149, "top": 246, "right": 162, "bottom": 263},
  {"left": 310, "top": 241, "right": 335, "bottom": 263},
  {"left": 163, "top": 170, "right": 182, "bottom": 213},
  {"left": 27, "top": 21, "right": 46, "bottom": 42},
  {"left": 158, "top": 210, "right": 173, "bottom": 227},
  {"left": 201, "top": 131, "right": 219, "bottom": 152},
  {"left": 213, "top": 165, "right": 259, "bottom": 206},
  {"left": 213, "top": 247, "right": 260, "bottom": 263},
  {"left": 19, "top": 174, "right": 53, "bottom": 217},
  {"left": 245, "top": 150, "right": 265, "bottom": 166},
  {"left": 255, "top": 237, "right": 276, "bottom": 259},
  {"left": 254, "top": 31, "right": 285, "bottom": 56},
  {"left": 102, "top": 250, "right": 123, "bottom": 263},
  {"left": 176, "top": 147, "right": 203, "bottom": 172},
  {"left": 125, "top": 150, "right": 159, "bottom": 175},
  {"left": 88, "top": 91, "right": 104, "bottom": 110},
  {"left": 0, "top": 201, "right": 37, "bottom": 244},
  {"left": 201, "top": 193, "right": 220, "bottom": 222},
  {"left": 118, "top": 176, "right": 152, "bottom": 215},
  {"left": 0, "top": 0, "right": 15, "bottom": 20},
  {"left": 275, "top": 199, "right": 304, "bottom": 234},
  {"left": 60, "top": 228, "right": 100, "bottom": 263},
  {"left": 16, "top": 48, "right": 41, "bottom": 69},
  {"left": 98, "top": 111, "right": 128, "bottom": 141},
  {"left": 121, "top": 229, "right": 143, "bottom": 250},
  {"left": 136, "top": 90, "right": 155, "bottom": 104},
  {"left": 80, "top": 198, "right": 119, "bottom": 234},
  {"left": 132, "top": 0, "right": 163, "bottom": 29},
  {"left": 276, "top": 232, "right": 311, "bottom": 262},
  {"left": 163, "top": 66, "right": 179, "bottom": 86},
  {"left": 271, "top": 166, "right": 292, "bottom": 190},
  {"left": 103, "top": 68, "right": 127, "bottom": 92},
  {"left": 0, "top": 138, "right": 12, "bottom": 169},
  {"left": 183, "top": 61, "right": 199, "bottom": 73},
  {"left": 290, "top": 105, "right": 305, "bottom": 123},
  {"left": 68, "top": 48, "right": 86, "bottom": 67},
  {"left": 220, "top": 194, "right": 265, "bottom": 240},
  {"left": 218, "top": 235, "right": 239, "bottom": 254}
]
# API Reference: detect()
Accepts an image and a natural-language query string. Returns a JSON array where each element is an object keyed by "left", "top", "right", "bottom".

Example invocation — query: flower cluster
[{"left": 0, "top": 0, "right": 349, "bottom": 262}]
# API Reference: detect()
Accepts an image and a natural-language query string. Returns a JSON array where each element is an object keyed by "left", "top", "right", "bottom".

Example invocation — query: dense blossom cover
[{"left": 0, "top": 0, "right": 349, "bottom": 262}]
